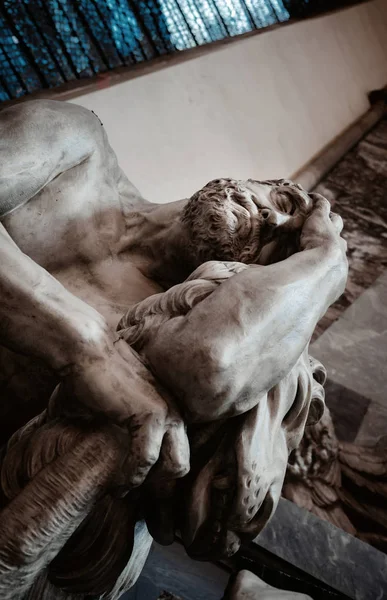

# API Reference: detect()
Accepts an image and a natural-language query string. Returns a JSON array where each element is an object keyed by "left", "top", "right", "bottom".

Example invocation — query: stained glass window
[{"left": 0, "top": 1, "right": 360, "bottom": 102}]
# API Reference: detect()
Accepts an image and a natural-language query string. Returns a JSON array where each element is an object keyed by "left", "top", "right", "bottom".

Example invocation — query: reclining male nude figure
[{"left": 0, "top": 100, "right": 347, "bottom": 599}]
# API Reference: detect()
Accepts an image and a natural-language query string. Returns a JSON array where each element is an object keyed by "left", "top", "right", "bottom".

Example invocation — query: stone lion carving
[{"left": 0, "top": 100, "right": 348, "bottom": 599}]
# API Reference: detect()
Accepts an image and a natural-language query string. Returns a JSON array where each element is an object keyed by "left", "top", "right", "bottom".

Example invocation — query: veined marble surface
[
  {"left": 287, "top": 119, "right": 387, "bottom": 552},
  {"left": 313, "top": 117, "right": 387, "bottom": 340},
  {"left": 256, "top": 499, "right": 387, "bottom": 600},
  {"left": 312, "top": 270, "right": 387, "bottom": 426}
]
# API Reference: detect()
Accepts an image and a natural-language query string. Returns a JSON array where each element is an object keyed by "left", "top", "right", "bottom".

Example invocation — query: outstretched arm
[
  {"left": 144, "top": 197, "right": 348, "bottom": 422},
  {"left": 0, "top": 100, "right": 189, "bottom": 486},
  {"left": 0, "top": 228, "right": 188, "bottom": 486}
]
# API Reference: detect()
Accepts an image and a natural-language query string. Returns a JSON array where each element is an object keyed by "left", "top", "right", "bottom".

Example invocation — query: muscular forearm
[
  {"left": 146, "top": 242, "right": 346, "bottom": 421},
  {"left": 198, "top": 243, "right": 345, "bottom": 351},
  {"left": 0, "top": 224, "right": 110, "bottom": 372}
]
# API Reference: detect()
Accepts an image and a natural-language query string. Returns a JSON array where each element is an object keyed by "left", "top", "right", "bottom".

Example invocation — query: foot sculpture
[{"left": 224, "top": 570, "right": 311, "bottom": 599}]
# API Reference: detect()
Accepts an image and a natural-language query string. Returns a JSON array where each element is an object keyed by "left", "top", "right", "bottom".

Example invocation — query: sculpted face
[{"left": 182, "top": 178, "right": 312, "bottom": 266}]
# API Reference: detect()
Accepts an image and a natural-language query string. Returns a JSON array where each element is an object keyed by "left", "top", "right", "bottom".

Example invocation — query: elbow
[{"left": 181, "top": 340, "right": 240, "bottom": 422}]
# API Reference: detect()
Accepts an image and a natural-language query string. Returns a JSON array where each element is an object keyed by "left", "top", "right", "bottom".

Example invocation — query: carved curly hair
[{"left": 182, "top": 178, "right": 264, "bottom": 265}]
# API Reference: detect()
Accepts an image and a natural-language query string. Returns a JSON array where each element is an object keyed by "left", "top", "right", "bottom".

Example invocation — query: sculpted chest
[{"left": 1, "top": 158, "right": 126, "bottom": 271}]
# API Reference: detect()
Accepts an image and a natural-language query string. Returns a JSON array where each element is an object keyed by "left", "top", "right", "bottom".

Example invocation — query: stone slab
[
  {"left": 324, "top": 379, "right": 370, "bottom": 442},
  {"left": 255, "top": 499, "right": 387, "bottom": 600},
  {"left": 124, "top": 541, "right": 228, "bottom": 600},
  {"left": 311, "top": 272, "right": 387, "bottom": 408}
]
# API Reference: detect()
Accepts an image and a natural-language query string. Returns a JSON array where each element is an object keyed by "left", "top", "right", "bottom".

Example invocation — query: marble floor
[
  {"left": 287, "top": 116, "right": 387, "bottom": 551},
  {"left": 310, "top": 116, "right": 387, "bottom": 446},
  {"left": 312, "top": 116, "right": 387, "bottom": 341},
  {"left": 312, "top": 269, "right": 387, "bottom": 448}
]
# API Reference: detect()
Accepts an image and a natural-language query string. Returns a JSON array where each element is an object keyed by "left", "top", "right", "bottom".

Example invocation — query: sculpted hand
[
  {"left": 54, "top": 337, "right": 190, "bottom": 488},
  {"left": 300, "top": 194, "right": 347, "bottom": 255},
  {"left": 300, "top": 194, "right": 348, "bottom": 302}
]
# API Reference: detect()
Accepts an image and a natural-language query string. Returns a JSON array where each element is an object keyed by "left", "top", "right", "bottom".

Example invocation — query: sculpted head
[
  {"left": 174, "top": 350, "right": 326, "bottom": 560},
  {"left": 182, "top": 178, "right": 312, "bottom": 266}
]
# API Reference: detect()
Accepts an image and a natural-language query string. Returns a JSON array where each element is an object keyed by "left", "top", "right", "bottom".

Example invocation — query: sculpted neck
[{"left": 120, "top": 199, "right": 195, "bottom": 287}]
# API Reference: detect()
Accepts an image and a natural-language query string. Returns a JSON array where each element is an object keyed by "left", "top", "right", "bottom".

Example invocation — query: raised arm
[{"left": 144, "top": 197, "right": 348, "bottom": 422}]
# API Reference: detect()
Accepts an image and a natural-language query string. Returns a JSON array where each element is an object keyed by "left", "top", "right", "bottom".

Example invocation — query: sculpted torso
[
  {"left": 2, "top": 103, "right": 159, "bottom": 320},
  {"left": 0, "top": 100, "right": 174, "bottom": 436},
  {"left": 0, "top": 100, "right": 348, "bottom": 600}
]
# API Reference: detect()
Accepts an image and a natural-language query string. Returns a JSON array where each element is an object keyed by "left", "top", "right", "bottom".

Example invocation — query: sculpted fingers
[
  {"left": 122, "top": 409, "right": 166, "bottom": 488},
  {"left": 309, "top": 193, "right": 331, "bottom": 217},
  {"left": 309, "top": 195, "right": 344, "bottom": 236},
  {"left": 330, "top": 211, "right": 343, "bottom": 234},
  {"left": 301, "top": 193, "right": 347, "bottom": 255},
  {"left": 116, "top": 395, "right": 189, "bottom": 489},
  {"left": 61, "top": 339, "right": 189, "bottom": 490},
  {"left": 151, "top": 419, "right": 190, "bottom": 480},
  {"left": 329, "top": 212, "right": 347, "bottom": 254}
]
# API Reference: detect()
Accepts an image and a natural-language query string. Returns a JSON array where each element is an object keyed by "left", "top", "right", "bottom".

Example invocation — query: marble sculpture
[{"left": 0, "top": 100, "right": 348, "bottom": 599}]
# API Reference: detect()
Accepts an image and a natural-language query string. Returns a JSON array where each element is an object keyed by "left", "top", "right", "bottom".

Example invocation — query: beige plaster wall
[{"left": 71, "top": 0, "right": 387, "bottom": 203}]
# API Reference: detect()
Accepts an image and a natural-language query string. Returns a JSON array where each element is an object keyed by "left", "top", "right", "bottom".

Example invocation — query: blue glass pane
[{"left": 0, "top": 1, "right": 358, "bottom": 102}]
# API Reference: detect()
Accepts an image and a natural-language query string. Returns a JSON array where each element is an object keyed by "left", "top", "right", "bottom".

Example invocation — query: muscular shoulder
[
  {"left": 0, "top": 100, "right": 109, "bottom": 218},
  {"left": 0, "top": 99, "right": 104, "bottom": 154}
]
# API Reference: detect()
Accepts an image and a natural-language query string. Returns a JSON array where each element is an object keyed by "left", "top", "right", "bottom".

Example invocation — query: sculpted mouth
[
  {"left": 182, "top": 487, "right": 275, "bottom": 561},
  {"left": 179, "top": 437, "right": 277, "bottom": 561},
  {"left": 146, "top": 404, "right": 284, "bottom": 561},
  {"left": 236, "top": 492, "right": 275, "bottom": 540},
  {"left": 144, "top": 442, "right": 279, "bottom": 561},
  {"left": 177, "top": 406, "right": 284, "bottom": 561},
  {"left": 181, "top": 469, "right": 239, "bottom": 561}
]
